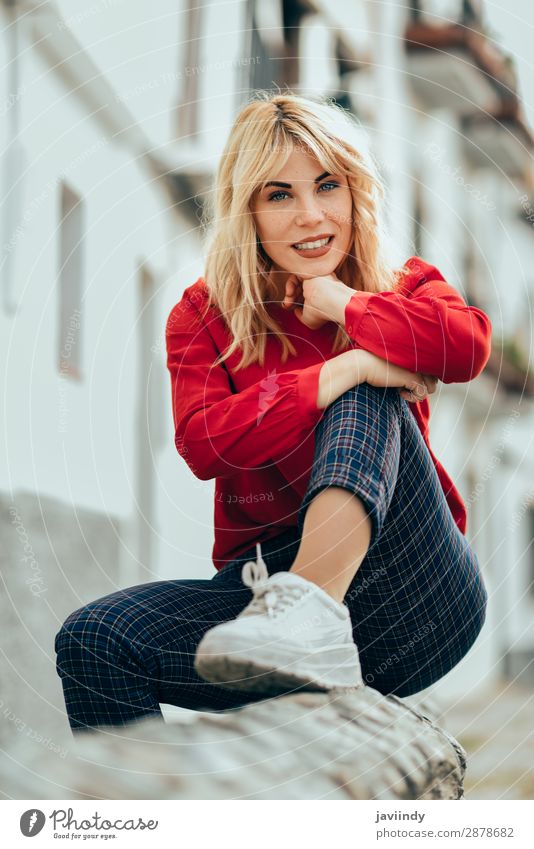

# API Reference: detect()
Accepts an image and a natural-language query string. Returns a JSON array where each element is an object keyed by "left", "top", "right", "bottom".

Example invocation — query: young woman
[{"left": 55, "top": 92, "right": 491, "bottom": 732}]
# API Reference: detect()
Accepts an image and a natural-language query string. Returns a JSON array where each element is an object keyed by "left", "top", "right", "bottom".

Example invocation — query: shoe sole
[
  {"left": 194, "top": 641, "right": 362, "bottom": 695},
  {"left": 194, "top": 651, "right": 332, "bottom": 694}
]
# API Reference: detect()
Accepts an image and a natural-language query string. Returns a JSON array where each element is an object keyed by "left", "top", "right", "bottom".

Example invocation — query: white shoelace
[{"left": 240, "top": 543, "right": 307, "bottom": 619}]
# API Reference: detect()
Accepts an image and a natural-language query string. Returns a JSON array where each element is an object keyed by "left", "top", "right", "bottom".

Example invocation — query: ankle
[{"left": 289, "top": 565, "right": 346, "bottom": 606}]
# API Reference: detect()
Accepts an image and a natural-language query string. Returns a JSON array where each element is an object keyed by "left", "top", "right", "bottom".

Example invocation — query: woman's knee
[
  {"left": 459, "top": 567, "right": 488, "bottom": 650},
  {"left": 303, "top": 381, "right": 402, "bottom": 539},
  {"left": 54, "top": 599, "right": 131, "bottom": 672},
  {"left": 442, "top": 556, "right": 488, "bottom": 660},
  {"left": 318, "top": 381, "right": 402, "bottom": 446},
  {"left": 358, "top": 567, "right": 488, "bottom": 697}
]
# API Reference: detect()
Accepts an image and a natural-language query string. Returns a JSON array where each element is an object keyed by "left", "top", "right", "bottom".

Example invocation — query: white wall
[
  {"left": 53, "top": 0, "right": 182, "bottom": 148},
  {"left": 1, "top": 30, "right": 174, "bottom": 524}
]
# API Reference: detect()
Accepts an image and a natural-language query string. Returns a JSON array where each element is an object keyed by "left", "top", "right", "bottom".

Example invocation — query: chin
[{"left": 295, "top": 262, "right": 338, "bottom": 276}]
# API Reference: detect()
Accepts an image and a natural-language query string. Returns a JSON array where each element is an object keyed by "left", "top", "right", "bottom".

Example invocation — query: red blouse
[{"left": 165, "top": 256, "right": 492, "bottom": 570}]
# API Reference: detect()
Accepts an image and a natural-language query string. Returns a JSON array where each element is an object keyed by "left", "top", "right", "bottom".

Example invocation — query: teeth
[{"left": 294, "top": 236, "right": 331, "bottom": 250}]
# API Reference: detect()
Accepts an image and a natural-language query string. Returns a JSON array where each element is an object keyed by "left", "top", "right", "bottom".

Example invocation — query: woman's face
[{"left": 250, "top": 146, "right": 353, "bottom": 288}]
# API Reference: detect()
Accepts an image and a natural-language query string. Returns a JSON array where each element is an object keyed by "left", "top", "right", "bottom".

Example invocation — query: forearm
[
  {"left": 341, "top": 286, "right": 491, "bottom": 382},
  {"left": 316, "top": 348, "right": 433, "bottom": 409},
  {"left": 310, "top": 270, "right": 492, "bottom": 383},
  {"left": 316, "top": 349, "right": 364, "bottom": 409},
  {"left": 319, "top": 282, "right": 353, "bottom": 325}
]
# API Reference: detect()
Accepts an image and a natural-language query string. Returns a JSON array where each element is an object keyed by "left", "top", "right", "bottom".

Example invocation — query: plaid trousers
[{"left": 55, "top": 382, "right": 487, "bottom": 732}]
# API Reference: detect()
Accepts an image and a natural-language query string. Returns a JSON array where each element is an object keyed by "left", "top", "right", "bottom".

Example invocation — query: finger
[
  {"left": 424, "top": 375, "right": 438, "bottom": 394},
  {"left": 413, "top": 383, "right": 428, "bottom": 399},
  {"left": 399, "top": 389, "right": 425, "bottom": 402},
  {"left": 405, "top": 380, "right": 428, "bottom": 401},
  {"left": 288, "top": 281, "right": 302, "bottom": 306},
  {"left": 285, "top": 279, "right": 296, "bottom": 297},
  {"left": 283, "top": 278, "right": 296, "bottom": 308}
]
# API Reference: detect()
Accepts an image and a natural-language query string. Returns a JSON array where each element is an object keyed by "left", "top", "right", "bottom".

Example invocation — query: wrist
[
  {"left": 351, "top": 348, "right": 367, "bottom": 383},
  {"left": 324, "top": 282, "right": 354, "bottom": 324},
  {"left": 308, "top": 277, "right": 354, "bottom": 324}
]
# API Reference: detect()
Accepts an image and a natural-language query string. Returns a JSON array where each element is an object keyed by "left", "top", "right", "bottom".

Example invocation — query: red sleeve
[
  {"left": 343, "top": 257, "right": 492, "bottom": 384},
  {"left": 165, "top": 294, "right": 325, "bottom": 480}
]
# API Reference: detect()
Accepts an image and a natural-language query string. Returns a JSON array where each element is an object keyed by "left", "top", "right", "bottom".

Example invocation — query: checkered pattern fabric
[{"left": 55, "top": 382, "right": 487, "bottom": 732}]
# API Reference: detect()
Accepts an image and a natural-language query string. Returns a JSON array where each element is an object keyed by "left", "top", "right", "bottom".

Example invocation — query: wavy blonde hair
[{"left": 200, "top": 90, "right": 407, "bottom": 370}]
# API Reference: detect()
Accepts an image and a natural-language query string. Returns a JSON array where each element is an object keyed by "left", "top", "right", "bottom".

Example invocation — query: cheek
[
  {"left": 341, "top": 192, "right": 353, "bottom": 220},
  {"left": 329, "top": 191, "right": 352, "bottom": 225},
  {"left": 255, "top": 209, "right": 285, "bottom": 243}
]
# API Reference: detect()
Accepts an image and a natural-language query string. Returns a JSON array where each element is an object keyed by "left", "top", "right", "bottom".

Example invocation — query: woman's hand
[
  {"left": 282, "top": 273, "right": 332, "bottom": 329},
  {"left": 356, "top": 349, "right": 438, "bottom": 402},
  {"left": 281, "top": 275, "right": 439, "bottom": 401},
  {"left": 282, "top": 271, "right": 354, "bottom": 329},
  {"left": 282, "top": 272, "right": 352, "bottom": 329}
]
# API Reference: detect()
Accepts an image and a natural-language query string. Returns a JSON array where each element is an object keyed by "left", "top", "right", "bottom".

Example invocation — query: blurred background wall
[{"left": 1, "top": 0, "right": 534, "bottom": 797}]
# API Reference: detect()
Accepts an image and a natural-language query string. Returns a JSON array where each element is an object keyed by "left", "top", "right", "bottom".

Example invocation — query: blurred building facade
[{"left": 1, "top": 0, "right": 534, "bottom": 722}]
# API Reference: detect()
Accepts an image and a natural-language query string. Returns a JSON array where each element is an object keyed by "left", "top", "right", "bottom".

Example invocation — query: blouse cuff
[
  {"left": 344, "top": 290, "right": 374, "bottom": 340},
  {"left": 295, "top": 361, "right": 326, "bottom": 422}
]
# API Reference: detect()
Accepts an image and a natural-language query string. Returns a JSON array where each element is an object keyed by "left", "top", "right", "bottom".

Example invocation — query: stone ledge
[{"left": 2, "top": 686, "right": 465, "bottom": 800}]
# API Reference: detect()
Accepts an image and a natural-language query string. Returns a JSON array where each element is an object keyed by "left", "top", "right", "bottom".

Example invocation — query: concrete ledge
[{"left": 2, "top": 686, "right": 465, "bottom": 800}]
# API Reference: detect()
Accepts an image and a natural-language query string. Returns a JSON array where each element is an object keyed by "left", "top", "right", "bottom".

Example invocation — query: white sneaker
[{"left": 194, "top": 543, "right": 364, "bottom": 695}]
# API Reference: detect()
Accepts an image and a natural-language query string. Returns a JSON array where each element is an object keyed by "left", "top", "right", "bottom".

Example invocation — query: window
[
  {"left": 58, "top": 181, "right": 84, "bottom": 379},
  {"left": 237, "top": 0, "right": 285, "bottom": 102},
  {"left": 237, "top": 0, "right": 315, "bottom": 102}
]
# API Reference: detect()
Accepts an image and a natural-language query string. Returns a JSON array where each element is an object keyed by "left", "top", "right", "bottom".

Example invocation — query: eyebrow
[{"left": 262, "top": 171, "right": 333, "bottom": 190}]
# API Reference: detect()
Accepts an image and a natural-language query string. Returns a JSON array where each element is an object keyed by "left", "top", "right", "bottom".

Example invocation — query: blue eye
[
  {"left": 267, "top": 190, "right": 289, "bottom": 202},
  {"left": 267, "top": 182, "right": 340, "bottom": 202}
]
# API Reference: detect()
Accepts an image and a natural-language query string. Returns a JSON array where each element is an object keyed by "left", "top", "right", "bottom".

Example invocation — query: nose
[{"left": 294, "top": 193, "right": 327, "bottom": 227}]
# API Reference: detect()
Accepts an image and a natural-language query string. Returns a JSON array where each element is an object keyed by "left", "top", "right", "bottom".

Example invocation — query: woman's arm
[
  {"left": 316, "top": 349, "right": 433, "bottom": 408},
  {"left": 307, "top": 258, "right": 493, "bottom": 384},
  {"left": 166, "top": 294, "right": 434, "bottom": 481},
  {"left": 166, "top": 295, "right": 327, "bottom": 480}
]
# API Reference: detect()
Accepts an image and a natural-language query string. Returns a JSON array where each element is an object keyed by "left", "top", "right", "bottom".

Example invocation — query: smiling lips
[
  {"left": 291, "top": 234, "right": 334, "bottom": 257},
  {"left": 292, "top": 233, "right": 334, "bottom": 249}
]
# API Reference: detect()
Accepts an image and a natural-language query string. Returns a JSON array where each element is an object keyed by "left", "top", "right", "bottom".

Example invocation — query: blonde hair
[{"left": 199, "top": 90, "right": 407, "bottom": 370}]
